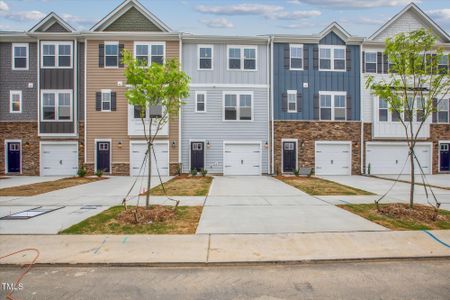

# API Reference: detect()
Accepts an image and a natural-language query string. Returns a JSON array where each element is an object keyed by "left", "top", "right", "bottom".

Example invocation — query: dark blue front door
[
  {"left": 283, "top": 141, "right": 297, "bottom": 173},
  {"left": 190, "top": 142, "right": 204, "bottom": 171},
  {"left": 7, "top": 142, "right": 21, "bottom": 173},
  {"left": 96, "top": 142, "right": 110, "bottom": 173},
  {"left": 440, "top": 143, "right": 450, "bottom": 172}
]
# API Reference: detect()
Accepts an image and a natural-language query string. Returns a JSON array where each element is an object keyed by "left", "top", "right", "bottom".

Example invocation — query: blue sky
[{"left": 0, "top": 0, "right": 449, "bottom": 36}]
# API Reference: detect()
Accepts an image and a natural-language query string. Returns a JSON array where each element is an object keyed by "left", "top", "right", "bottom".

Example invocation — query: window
[
  {"left": 101, "top": 90, "right": 111, "bottom": 111},
  {"left": 287, "top": 90, "right": 297, "bottom": 112},
  {"left": 379, "top": 98, "right": 388, "bottom": 122},
  {"left": 319, "top": 46, "right": 346, "bottom": 71},
  {"left": 290, "top": 44, "right": 303, "bottom": 70},
  {"left": 437, "top": 99, "right": 449, "bottom": 123},
  {"left": 438, "top": 55, "right": 449, "bottom": 74},
  {"left": 198, "top": 45, "right": 213, "bottom": 70},
  {"left": 10, "top": 91, "right": 22, "bottom": 113},
  {"left": 319, "top": 92, "right": 346, "bottom": 120},
  {"left": 105, "top": 42, "right": 119, "bottom": 68},
  {"left": 12, "top": 43, "right": 28, "bottom": 70},
  {"left": 99, "top": 143, "right": 109, "bottom": 151},
  {"left": 41, "top": 42, "right": 72, "bottom": 68},
  {"left": 133, "top": 104, "right": 163, "bottom": 119},
  {"left": 228, "top": 46, "right": 257, "bottom": 70},
  {"left": 416, "top": 97, "right": 425, "bottom": 122},
  {"left": 134, "top": 42, "right": 165, "bottom": 66},
  {"left": 195, "top": 92, "right": 206, "bottom": 112},
  {"left": 365, "top": 52, "right": 377, "bottom": 73},
  {"left": 193, "top": 143, "right": 203, "bottom": 151},
  {"left": 41, "top": 90, "right": 72, "bottom": 121},
  {"left": 224, "top": 93, "right": 253, "bottom": 121}
]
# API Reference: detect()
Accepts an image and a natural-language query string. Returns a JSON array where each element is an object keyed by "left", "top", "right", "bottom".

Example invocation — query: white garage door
[
  {"left": 224, "top": 143, "right": 261, "bottom": 176},
  {"left": 315, "top": 142, "right": 352, "bottom": 175},
  {"left": 130, "top": 142, "right": 169, "bottom": 176},
  {"left": 41, "top": 143, "right": 78, "bottom": 176},
  {"left": 366, "top": 143, "right": 431, "bottom": 175}
]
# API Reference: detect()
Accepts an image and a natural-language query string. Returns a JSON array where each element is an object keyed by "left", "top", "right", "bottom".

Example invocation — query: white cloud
[
  {"left": 428, "top": 8, "right": 450, "bottom": 24},
  {"left": 298, "top": 0, "right": 416, "bottom": 9},
  {"left": 287, "top": 0, "right": 301, "bottom": 4},
  {"left": 0, "top": 1, "right": 8, "bottom": 11},
  {"left": 273, "top": 10, "right": 321, "bottom": 20},
  {"left": 61, "top": 13, "right": 95, "bottom": 27},
  {"left": 3, "top": 10, "right": 46, "bottom": 21},
  {"left": 201, "top": 17, "right": 234, "bottom": 28}
]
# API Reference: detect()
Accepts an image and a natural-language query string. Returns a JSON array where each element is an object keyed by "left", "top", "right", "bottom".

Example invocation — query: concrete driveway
[
  {"left": 0, "top": 176, "right": 65, "bottom": 189},
  {"left": 196, "top": 176, "right": 386, "bottom": 234}
]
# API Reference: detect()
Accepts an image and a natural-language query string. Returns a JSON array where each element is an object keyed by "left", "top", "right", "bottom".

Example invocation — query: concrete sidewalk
[{"left": 0, "top": 231, "right": 449, "bottom": 265}]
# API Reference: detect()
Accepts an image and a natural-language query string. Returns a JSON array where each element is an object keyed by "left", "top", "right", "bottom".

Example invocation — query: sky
[{"left": 0, "top": 0, "right": 449, "bottom": 37}]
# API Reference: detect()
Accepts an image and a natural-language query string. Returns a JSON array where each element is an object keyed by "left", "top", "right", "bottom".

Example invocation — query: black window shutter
[
  {"left": 297, "top": 92, "right": 302, "bottom": 112},
  {"left": 313, "top": 45, "right": 319, "bottom": 70},
  {"left": 383, "top": 54, "right": 388, "bottom": 73},
  {"left": 303, "top": 47, "right": 309, "bottom": 70},
  {"left": 284, "top": 45, "right": 290, "bottom": 69},
  {"left": 95, "top": 92, "right": 102, "bottom": 111},
  {"left": 377, "top": 52, "right": 382, "bottom": 74},
  {"left": 346, "top": 94, "right": 352, "bottom": 120},
  {"left": 119, "top": 44, "right": 124, "bottom": 68},
  {"left": 98, "top": 44, "right": 104, "bottom": 68},
  {"left": 432, "top": 98, "right": 437, "bottom": 123},
  {"left": 111, "top": 92, "right": 117, "bottom": 111},
  {"left": 281, "top": 92, "right": 288, "bottom": 112},
  {"left": 313, "top": 93, "right": 320, "bottom": 120},
  {"left": 346, "top": 48, "right": 351, "bottom": 71},
  {"left": 362, "top": 51, "right": 365, "bottom": 73}
]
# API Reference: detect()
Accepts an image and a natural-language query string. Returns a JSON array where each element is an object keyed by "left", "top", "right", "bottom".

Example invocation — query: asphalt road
[{"left": 1, "top": 259, "right": 449, "bottom": 300}]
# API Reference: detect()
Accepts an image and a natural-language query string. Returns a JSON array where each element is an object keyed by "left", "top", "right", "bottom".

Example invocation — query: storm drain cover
[{"left": 0, "top": 206, "right": 65, "bottom": 220}]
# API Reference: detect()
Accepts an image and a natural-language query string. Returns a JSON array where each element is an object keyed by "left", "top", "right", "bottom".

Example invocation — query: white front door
[
  {"left": 130, "top": 142, "right": 169, "bottom": 176},
  {"left": 41, "top": 143, "right": 78, "bottom": 176},
  {"left": 315, "top": 142, "right": 352, "bottom": 175},
  {"left": 366, "top": 143, "right": 431, "bottom": 175},
  {"left": 223, "top": 143, "right": 261, "bottom": 176}
]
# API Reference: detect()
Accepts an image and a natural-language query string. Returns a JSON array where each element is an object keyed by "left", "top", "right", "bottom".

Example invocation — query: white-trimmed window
[
  {"left": 365, "top": 52, "right": 377, "bottom": 73},
  {"left": 198, "top": 45, "right": 213, "bottom": 70},
  {"left": 437, "top": 99, "right": 449, "bottom": 123},
  {"left": 195, "top": 91, "right": 206, "bottom": 112},
  {"left": 12, "top": 43, "right": 28, "bottom": 70},
  {"left": 378, "top": 98, "right": 388, "bottom": 122},
  {"left": 105, "top": 42, "right": 119, "bottom": 68},
  {"left": 101, "top": 90, "right": 111, "bottom": 112},
  {"left": 290, "top": 44, "right": 303, "bottom": 70},
  {"left": 319, "top": 92, "right": 346, "bottom": 120},
  {"left": 41, "top": 90, "right": 72, "bottom": 121},
  {"left": 41, "top": 42, "right": 73, "bottom": 68},
  {"left": 438, "top": 55, "right": 449, "bottom": 74},
  {"left": 287, "top": 90, "right": 297, "bottom": 112},
  {"left": 228, "top": 46, "right": 257, "bottom": 70},
  {"left": 134, "top": 42, "right": 165, "bottom": 66},
  {"left": 10, "top": 90, "right": 22, "bottom": 113},
  {"left": 133, "top": 104, "right": 163, "bottom": 119},
  {"left": 319, "top": 45, "right": 346, "bottom": 71},
  {"left": 224, "top": 92, "right": 253, "bottom": 121}
]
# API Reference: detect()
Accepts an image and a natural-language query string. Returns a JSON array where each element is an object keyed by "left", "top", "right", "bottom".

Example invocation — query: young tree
[
  {"left": 123, "top": 50, "right": 190, "bottom": 209},
  {"left": 366, "top": 29, "right": 450, "bottom": 208}
]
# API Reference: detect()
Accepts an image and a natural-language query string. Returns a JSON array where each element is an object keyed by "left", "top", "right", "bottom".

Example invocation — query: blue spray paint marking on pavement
[
  {"left": 422, "top": 230, "right": 450, "bottom": 249},
  {"left": 93, "top": 238, "right": 107, "bottom": 254},
  {"left": 122, "top": 237, "right": 128, "bottom": 244}
]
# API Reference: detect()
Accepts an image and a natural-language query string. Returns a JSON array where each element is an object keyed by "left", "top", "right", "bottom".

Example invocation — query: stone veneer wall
[{"left": 274, "top": 121, "right": 362, "bottom": 175}]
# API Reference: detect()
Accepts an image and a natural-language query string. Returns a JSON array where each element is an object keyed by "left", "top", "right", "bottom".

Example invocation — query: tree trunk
[
  {"left": 145, "top": 141, "right": 152, "bottom": 209},
  {"left": 409, "top": 146, "right": 415, "bottom": 209}
]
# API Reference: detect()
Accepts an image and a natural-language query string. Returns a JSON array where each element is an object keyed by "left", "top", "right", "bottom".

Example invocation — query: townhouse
[
  {"left": 271, "top": 23, "right": 364, "bottom": 175},
  {"left": 361, "top": 3, "right": 450, "bottom": 175},
  {"left": 181, "top": 36, "right": 270, "bottom": 175}
]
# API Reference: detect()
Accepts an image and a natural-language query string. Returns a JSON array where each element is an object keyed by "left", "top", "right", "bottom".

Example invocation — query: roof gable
[
  {"left": 319, "top": 22, "right": 352, "bottom": 42},
  {"left": 29, "top": 12, "right": 75, "bottom": 33},
  {"left": 369, "top": 3, "right": 450, "bottom": 43},
  {"left": 91, "top": 0, "right": 171, "bottom": 32}
]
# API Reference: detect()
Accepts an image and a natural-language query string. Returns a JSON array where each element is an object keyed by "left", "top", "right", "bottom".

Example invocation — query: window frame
[
  {"left": 365, "top": 51, "right": 377, "bottom": 73},
  {"left": 227, "top": 45, "right": 258, "bottom": 71},
  {"left": 319, "top": 45, "right": 346, "bottom": 72},
  {"left": 223, "top": 91, "right": 254, "bottom": 121},
  {"left": 319, "top": 91, "right": 347, "bottom": 121},
  {"left": 133, "top": 41, "right": 166, "bottom": 66},
  {"left": 195, "top": 91, "right": 207, "bottom": 113},
  {"left": 40, "top": 41, "right": 73, "bottom": 69},
  {"left": 10, "top": 90, "right": 22, "bottom": 113},
  {"left": 197, "top": 44, "right": 213, "bottom": 70},
  {"left": 12, "top": 43, "right": 29, "bottom": 70},
  {"left": 289, "top": 44, "right": 303, "bottom": 71},
  {"left": 437, "top": 99, "right": 449, "bottom": 123},
  {"left": 287, "top": 90, "right": 297, "bottom": 113},
  {"left": 40, "top": 90, "right": 73, "bottom": 122},
  {"left": 104, "top": 41, "right": 119, "bottom": 69},
  {"left": 101, "top": 89, "right": 112, "bottom": 112}
]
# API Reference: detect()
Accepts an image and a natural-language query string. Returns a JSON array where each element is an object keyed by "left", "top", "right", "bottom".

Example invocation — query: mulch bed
[
  {"left": 377, "top": 203, "right": 445, "bottom": 223},
  {"left": 117, "top": 206, "right": 177, "bottom": 224}
]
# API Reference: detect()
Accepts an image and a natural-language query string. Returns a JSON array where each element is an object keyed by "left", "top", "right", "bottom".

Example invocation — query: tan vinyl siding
[{"left": 86, "top": 39, "right": 180, "bottom": 165}]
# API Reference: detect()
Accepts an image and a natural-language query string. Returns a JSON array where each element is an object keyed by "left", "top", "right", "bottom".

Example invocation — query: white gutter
[
  {"left": 84, "top": 39, "right": 88, "bottom": 163},
  {"left": 178, "top": 33, "right": 182, "bottom": 167},
  {"left": 360, "top": 42, "right": 365, "bottom": 175},
  {"left": 270, "top": 35, "right": 275, "bottom": 175},
  {"left": 266, "top": 36, "right": 271, "bottom": 175}
]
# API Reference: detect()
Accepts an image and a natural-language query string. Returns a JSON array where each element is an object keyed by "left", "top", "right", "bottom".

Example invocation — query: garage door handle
[
  {"left": 59, "top": 160, "right": 63, "bottom": 165},
  {"left": 253, "top": 165, "right": 260, "bottom": 167},
  {"left": 225, "top": 165, "right": 231, "bottom": 167}
]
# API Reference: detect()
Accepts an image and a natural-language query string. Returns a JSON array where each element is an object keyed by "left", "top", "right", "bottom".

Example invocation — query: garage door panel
[
  {"left": 41, "top": 144, "right": 78, "bottom": 176},
  {"left": 315, "top": 143, "right": 351, "bottom": 176},
  {"left": 131, "top": 143, "right": 169, "bottom": 176},
  {"left": 224, "top": 143, "right": 261, "bottom": 176}
]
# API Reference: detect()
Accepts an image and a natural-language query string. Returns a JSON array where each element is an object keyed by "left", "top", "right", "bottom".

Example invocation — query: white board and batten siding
[
  {"left": 315, "top": 142, "right": 352, "bottom": 176},
  {"left": 40, "top": 142, "right": 79, "bottom": 176}
]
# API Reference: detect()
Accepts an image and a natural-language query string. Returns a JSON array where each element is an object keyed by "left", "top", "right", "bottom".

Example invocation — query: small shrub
[
  {"left": 200, "top": 168, "right": 208, "bottom": 177},
  {"left": 293, "top": 169, "right": 300, "bottom": 176},
  {"left": 95, "top": 169, "right": 104, "bottom": 177},
  {"left": 176, "top": 164, "right": 182, "bottom": 176},
  {"left": 77, "top": 165, "right": 87, "bottom": 177},
  {"left": 190, "top": 168, "right": 198, "bottom": 176},
  {"left": 307, "top": 168, "right": 314, "bottom": 178}
]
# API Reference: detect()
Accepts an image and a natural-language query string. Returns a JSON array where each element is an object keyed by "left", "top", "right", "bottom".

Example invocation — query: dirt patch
[
  {"left": 0, "top": 177, "right": 105, "bottom": 196},
  {"left": 149, "top": 175, "right": 213, "bottom": 196},
  {"left": 117, "top": 206, "right": 177, "bottom": 224}
]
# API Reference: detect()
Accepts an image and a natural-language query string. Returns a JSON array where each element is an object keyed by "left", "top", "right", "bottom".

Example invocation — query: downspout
[
  {"left": 270, "top": 35, "right": 275, "bottom": 175},
  {"left": 266, "top": 36, "right": 270, "bottom": 175},
  {"left": 179, "top": 33, "right": 182, "bottom": 171},
  {"left": 84, "top": 39, "right": 88, "bottom": 164},
  {"left": 360, "top": 41, "right": 365, "bottom": 175}
]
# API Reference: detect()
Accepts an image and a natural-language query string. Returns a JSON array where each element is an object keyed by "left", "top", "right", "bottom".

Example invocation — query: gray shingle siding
[
  {"left": 0, "top": 42, "right": 38, "bottom": 121},
  {"left": 103, "top": 7, "right": 162, "bottom": 32}
]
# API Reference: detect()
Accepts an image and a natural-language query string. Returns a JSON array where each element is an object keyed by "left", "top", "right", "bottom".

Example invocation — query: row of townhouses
[{"left": 0, "top": 1, "right": 449, "bottom": 177}]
